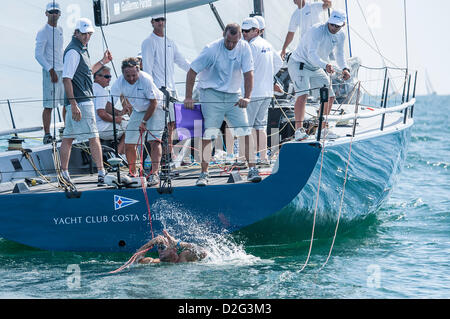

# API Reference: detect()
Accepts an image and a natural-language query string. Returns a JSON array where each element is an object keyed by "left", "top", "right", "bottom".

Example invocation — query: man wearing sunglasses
[
  {"left": 93, "top": 66, "right": 129, "bottom": 155},
  {"left": 141, "top": 15, "right": 190, "bottom": 164},
  {"left": 287, "top": 9, "right": 350, "bottom": 141},
  {"left": 35, "top": 2, "right": 65, "bottom": 144}
]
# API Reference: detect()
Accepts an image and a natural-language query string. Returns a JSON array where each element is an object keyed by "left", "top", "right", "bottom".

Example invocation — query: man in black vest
[{"left": 60, "top": 18, "right": 113, "bottom": 186}]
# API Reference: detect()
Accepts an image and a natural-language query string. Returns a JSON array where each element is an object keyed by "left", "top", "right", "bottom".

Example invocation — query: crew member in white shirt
[
  {"left": 35, "top": 2, "right": 65, "bottom": 144},
  {"left": 287, "top": 10, "right": 351, "bottom": 140},
  {"left": 184, "top": 23, "right": 260, "bottom": 186},
  {"left": 254, "top": 15, "right": 265, "bottom": 37},
  {"left": 61, "top": 18, "right": 112, "bottom": 186},
  {"left": 93, "top": 66, "right": 129, "bottom": 155},
  {"left": 141, "top": 15, "right": 190, "bottom": 159},
  {"left": 110, "top": 57, "right": 165, "bottom": 186},
  {"left": 281, "top": 0, "right": 331, "bottom": 61},
  {"left": 241, "top": 18, "right": 283, "bottom": 166}
]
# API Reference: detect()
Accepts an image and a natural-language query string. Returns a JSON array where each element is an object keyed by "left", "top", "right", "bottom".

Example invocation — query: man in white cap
[
  {"left": 60, "top": 17, "right": 113, "bottom": 186},
  {"left": 254, "top": 15, "right": 265, "bottom": 37},
  {"left": 35, "top": 2, "right": 64, "bottom": 144},
  {"left": 141, "top": 14, "right": 190, "bottom": 163},
  {"left": 281, "top": 0, "right": 332, "bottom": 61},
  {"left": 183, "top": 23, "right": 257, "bottom": 186},
  {"left": 241, "top": 17, "right": 283, "bottom": 168},
  {"left": 287, "top": 9, "right": 351, "bottom": 140}
]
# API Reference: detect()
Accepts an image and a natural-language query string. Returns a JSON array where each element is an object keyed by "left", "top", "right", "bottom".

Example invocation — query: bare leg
[
  {"left": 125, "top": 143, "right": 138, "bottom": 175},
  {"left": 165, "top": 121, "right": 175, "bottom": 158},
  {"left": 241, "top": 134, "right": 256, "bottom": 168},
  {"left": 60, "top": 137, "right": 74, "bottom": 171},
  {"left": 256, "top": 129, "right": 268, "bottom": 162},
  {"left": 294, "top": 94, "right": 308, "bottom": 129},
  {"left": 149, "top": 140, "right": 162, "bottom": 175},
  {"left": 89, "top": 137, "right": 104, "bottom": 171},
  {"left": 200, "top": 139, "right": 212, "bottom": 173},
  {"left": 42, "top": 108, "right": 52, "bottom": 135},
  {"left": 118, "top": 135, "right": 126, "bottom": 155}
]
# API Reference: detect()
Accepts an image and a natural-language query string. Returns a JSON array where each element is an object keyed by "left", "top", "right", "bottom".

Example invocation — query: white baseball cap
[
  {"left": 327, "top": 10, "right": 346, "bottom": 26},
  {"left": 241, "top": 17, "right": 259, "bottom": 31},
  {"left": 151, "top": 14, "right": 165, "bottom": 20},
  {"left": 46, "top": 2, "right": 61, "bottom": 12},
  {"left": 254, "top": 16, "right": 265, "bottom": 30},
  {"left": 75, "top": 18, "right": 95, "bottom": 34}
]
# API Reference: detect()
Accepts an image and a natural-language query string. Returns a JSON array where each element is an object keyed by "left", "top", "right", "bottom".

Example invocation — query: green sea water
[{"left": 0, "top": 95, "right": 448, "bottom": 299}]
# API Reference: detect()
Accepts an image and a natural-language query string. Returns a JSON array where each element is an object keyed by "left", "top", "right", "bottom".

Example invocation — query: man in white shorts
[
  {"left": 287, "top": 10, "right": 351, "bottom": 140},
  {"left": 184, "top": 23, "right": 262, "bottom": 186},
  {"left": 93, "top": 65, "right": 129, "bottom": 155},
  {"left": 141, "top": 14, "right": 190, "bottom": 160},
  {"left": 61, "top": 18, "right": 112, "bottom": 186},
  {"left": 281, "top": 0, "right": 331, "bottom": 61},
  {"left": 241, "top": 18, "right": 283, "bottom": 166},
  {"left": 35, "top": 2, "right": 65, "bottom": 144},
  {"left": 111, "top": 57, "right": 165, "bottom": 186}
]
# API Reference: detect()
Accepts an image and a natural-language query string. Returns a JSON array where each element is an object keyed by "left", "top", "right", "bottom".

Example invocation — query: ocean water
[{"left": 0, "top": 95, "right": 449, "bottom": 299}]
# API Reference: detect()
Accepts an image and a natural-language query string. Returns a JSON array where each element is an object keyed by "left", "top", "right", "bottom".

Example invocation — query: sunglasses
[
  {"left": 242, "top": 28, "right": 256, "bottom": 33},
  {"left": 153, "top": 18, "right": 166, "bottom": 22},
  {"left": 329, "top": 23, "right": 343, "bottom": 28},
  {"left": 47, "top": 10, "right": 60, "bottom": 14},
  {"left": 97, "top": 74, "right": 112, "bottom": 79}
]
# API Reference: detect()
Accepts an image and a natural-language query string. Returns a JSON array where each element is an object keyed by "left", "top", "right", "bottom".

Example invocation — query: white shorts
[
  {"left": 125, "top": 109, "right": 165, "bottom": 145},
  {"left": 63, "top": 101, "right": 99, "bottom": 141},
  {"left": 98, "top": 120, "right": 128, "bottom": 140},
  {"left": 199, "top": 88, "right": 251, "bottom": 140},
  {"left": 246, "top": 97, "right": 271, "bottom": 130},
  {"left": 287, "top": 58, "right": 335, "bottom": 98},
  {"left": 43, "top": 69, "right": 64, "bottom": 108}
]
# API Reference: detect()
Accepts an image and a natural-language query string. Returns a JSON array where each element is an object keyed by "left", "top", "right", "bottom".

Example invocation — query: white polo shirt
[
  {"left": 190, "top": 38, "right": 254, "bottom": 94},
  {"left": 35, "top": 24, "right": 64, "bottom": 72},
  {"left": 110, "top": 71, "right": 163, "bottom": 113},
  {"left": 141, "top": 32, "right": 190, "bottom": 91},
  {"left": 288, "top": 2, "right": 325, "bottom": 39},
  {"left": 247, "top": 36, "right": 283, "bottom": 98},
  {"left": 291, "top": 23, "right": 349, "bottom": 70},
  {"left": 93, "top": 82, "right": 110, "bottom": 132}
]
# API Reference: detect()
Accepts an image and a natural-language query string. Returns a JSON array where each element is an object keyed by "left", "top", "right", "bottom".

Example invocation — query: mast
[{"left": 253, "top": 0, "right": 264, "bottom": 17}]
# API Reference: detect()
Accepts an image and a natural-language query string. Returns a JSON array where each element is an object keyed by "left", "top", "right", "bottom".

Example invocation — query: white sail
[{"left": 425, "top": 69, "right": 436, "bottom": 95}]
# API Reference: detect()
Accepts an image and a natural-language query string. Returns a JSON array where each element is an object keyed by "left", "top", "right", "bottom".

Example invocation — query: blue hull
[
  {"left": 0, "top": 142, "right": 321, "bottom": 252},
  {"left": 237, "top": 127, "right": 412, "bottom": 244}
]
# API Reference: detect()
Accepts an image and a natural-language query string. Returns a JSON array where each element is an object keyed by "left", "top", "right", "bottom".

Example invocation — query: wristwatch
[{"left": 142, "top": 120, "right": 147, "bottom": 124}]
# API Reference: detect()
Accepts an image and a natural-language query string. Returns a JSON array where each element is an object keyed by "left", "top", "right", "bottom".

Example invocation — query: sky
[{"left": 0, "top": 0, "right": 448, "bottom": 128}]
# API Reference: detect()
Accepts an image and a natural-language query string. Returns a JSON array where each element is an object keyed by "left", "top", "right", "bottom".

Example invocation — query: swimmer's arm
[
  {"left": 138, "top": 257, "right": 161, "bottom": 264},
  {"left": 137, "top": 236, "right": 164, "bottom": 252}
]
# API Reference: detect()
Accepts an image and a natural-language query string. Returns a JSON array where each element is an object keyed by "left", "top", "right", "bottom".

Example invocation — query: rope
[{"left": 297, "top": 136, "right": 325, "bottom": 273}]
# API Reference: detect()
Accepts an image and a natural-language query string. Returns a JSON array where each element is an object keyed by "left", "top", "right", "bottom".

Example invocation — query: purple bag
[{"left": 174, "top": 103, "right": 204, "bottom": 141}]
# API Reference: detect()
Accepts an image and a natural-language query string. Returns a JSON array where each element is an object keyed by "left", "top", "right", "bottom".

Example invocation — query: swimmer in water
[{"left": 135, "top": 229, "right": 207, "bottom": 264}]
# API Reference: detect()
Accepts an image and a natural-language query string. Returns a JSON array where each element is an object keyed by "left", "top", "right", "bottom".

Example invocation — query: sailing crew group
[{"left": 35, "top": 0, "right": 350, "bottom": 187}]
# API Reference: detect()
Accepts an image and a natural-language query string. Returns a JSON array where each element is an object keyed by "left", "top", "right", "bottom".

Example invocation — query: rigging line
[
  {"left": 99, "top": 25, "right": 118, "bottom": 78},
  {"left": 403, "top": 0, "right": 409, "bottom": 71},
  {"left": 318, "top": 82, "right": 360, "bottom": 271},
  {"left": 345, "top": 0, "right": 352, "bottom": 57}
]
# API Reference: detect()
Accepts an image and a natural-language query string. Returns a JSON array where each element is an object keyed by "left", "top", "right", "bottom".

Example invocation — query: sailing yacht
[{"left": 0, "top": 0, "right": 418, "bottom": 252}]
